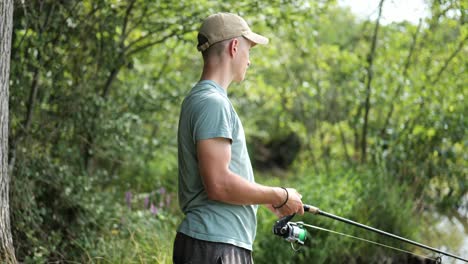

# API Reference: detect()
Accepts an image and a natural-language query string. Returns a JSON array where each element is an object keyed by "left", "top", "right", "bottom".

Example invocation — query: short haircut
[{"left": 198, "top": 34, "right": 232, "bottom": 60}]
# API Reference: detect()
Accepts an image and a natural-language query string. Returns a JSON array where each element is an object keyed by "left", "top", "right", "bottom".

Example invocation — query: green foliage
[
  {"left": 8, "top": 0, "right": 466, "bottom": 262},
  {"left": 253, "top": 165, "right": 418, "bottom": 264},
  {"left": 82, "top": 189, "right": 181, "bottom": 264},
  {"left": 11, "top": 157, "right": 95, "bottom": 262}
]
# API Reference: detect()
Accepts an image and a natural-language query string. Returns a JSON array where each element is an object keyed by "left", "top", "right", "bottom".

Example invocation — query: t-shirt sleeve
[{"left": 192, "top": 95, "right": 232, "bottom": 142}]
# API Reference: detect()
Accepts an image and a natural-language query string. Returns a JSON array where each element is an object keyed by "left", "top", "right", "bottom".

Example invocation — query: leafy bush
[
  {"left": 253, "top": 164, "right": 418, "bottom": 264},
  {"left": 11, "top": 156, "right": 96, "bottom": 263}
]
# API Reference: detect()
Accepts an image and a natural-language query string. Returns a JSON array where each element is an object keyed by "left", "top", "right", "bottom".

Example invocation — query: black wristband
[{"left": 273, "top": 187, "right": 288, "bottom": 209}]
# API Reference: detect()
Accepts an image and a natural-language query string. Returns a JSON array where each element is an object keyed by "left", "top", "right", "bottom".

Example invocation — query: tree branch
[
  {"left": 338, "top": 122, "right": 352, "bottom": 166},
  {"left": 125, "top": 33, "right": 177, "bottom": 57},
  {"left": 361, "top": 0, "right": 384, "bottom": 163},
  {"left": 396, "top": 33, "right": 468, "bottom": 145},
  {"left": 380, "top": 19, "right": 422, "bottom": 136},
  {"left": 123, "top": 5, "right": 153, "bottom": 39},
  {"left": 101, "top": 0, "right": 137, "bottom": 99},
  {"left": 430, "top": 35, "right": 468, "bottom": 85},
  {"left": 9, "top": 1, "right": 58, "bottom": 172},
  {"left": 120, "top": 0, "right": 136, "bottom": 47},
  {"left": 101, "top": 67, "right": 120, "bottom": 98}
]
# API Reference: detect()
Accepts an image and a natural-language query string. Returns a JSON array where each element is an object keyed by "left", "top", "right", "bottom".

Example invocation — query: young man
[{"left": 174, "top": 13, "right": 304, "bottom": 264}]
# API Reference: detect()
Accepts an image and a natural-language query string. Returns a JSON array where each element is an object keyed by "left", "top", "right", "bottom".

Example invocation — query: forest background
[{"left": 4, "top": 0, "right": 467, "bottom": 263}]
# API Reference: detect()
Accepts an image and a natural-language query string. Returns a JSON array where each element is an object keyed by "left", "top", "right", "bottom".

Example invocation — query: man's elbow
[{"left": 205, "top": 182, "right": 228, "bottom": 202}]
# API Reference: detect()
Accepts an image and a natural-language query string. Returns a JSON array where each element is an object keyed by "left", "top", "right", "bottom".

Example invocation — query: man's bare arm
[{"left": 197, "top": 137, "right": 304, "bottom": 216}]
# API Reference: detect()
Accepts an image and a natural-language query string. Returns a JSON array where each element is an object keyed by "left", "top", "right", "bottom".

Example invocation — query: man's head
[
  {"left": 197, "top": 13, "right": 268, "bottom": 53},
  {"left": 197, "top": 13, "right": 269, "bottom": 83}
]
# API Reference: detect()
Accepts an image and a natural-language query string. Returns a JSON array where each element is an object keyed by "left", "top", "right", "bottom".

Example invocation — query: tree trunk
[{"left": 0, "top": 0, "right": 17, "bottom": 263}]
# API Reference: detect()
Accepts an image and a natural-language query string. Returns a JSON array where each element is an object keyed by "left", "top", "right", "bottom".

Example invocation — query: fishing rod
[{"left": 272, "top": 204, "right": 468, "bottom": 263}]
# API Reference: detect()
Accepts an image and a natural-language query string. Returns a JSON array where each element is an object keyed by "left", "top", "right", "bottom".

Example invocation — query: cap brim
[{"left": 243, "top": 31, "right": 269, "bottom": 45}]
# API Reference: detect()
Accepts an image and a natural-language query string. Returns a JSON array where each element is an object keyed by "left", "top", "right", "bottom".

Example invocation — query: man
[{"left": 174, "top": 12, "right": 304, "bottom": 264}]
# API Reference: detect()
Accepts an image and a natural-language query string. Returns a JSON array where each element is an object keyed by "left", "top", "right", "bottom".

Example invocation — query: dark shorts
[{"left": 173, "top": 232, "right": 253, "bottom": 264}]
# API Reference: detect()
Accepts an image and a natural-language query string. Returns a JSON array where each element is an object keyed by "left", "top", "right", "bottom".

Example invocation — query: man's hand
[{"left": 273, "top": 188, "right": 304, "bottom": 217}]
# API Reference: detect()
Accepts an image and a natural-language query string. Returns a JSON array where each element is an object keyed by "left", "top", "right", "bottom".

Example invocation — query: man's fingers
[
  {"left": 298, "top": 203, "right": 305, "bottom": 215},
  {"left": 295, "top": 191, "right": 304, "bottom": 214}
]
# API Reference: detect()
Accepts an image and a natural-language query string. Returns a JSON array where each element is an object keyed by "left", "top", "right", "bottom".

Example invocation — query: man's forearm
[{"left": 204, "top": 170, "right": 286, "bottom": 206}]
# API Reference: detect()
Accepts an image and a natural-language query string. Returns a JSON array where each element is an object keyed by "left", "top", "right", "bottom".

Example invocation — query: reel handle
[
  {"left": 272, "top": 214, "right": 307, "bottom": 245},
  {"left": 273, "top": 214, "right": 296, "bottom": 237}
]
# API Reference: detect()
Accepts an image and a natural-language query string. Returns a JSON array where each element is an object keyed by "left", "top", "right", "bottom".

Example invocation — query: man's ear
[{"left": 228, "top": 38, "right": 239, "bottom": 57}]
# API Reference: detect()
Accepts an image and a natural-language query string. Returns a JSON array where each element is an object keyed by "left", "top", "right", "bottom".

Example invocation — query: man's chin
[{"left": 234, "top": 75, "right": 246, "bottom": 83}]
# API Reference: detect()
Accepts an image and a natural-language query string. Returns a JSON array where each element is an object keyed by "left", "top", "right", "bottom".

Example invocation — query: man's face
[{"left": 233, "top": 37, "right": 253, "bottom": 83}]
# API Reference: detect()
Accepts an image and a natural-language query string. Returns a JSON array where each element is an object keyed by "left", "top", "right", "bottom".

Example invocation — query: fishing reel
[{"left": 272, "top": 214, "right": 307, "bottom": 245}]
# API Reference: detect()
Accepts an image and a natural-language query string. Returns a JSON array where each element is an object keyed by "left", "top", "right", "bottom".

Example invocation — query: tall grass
[
  {"left": 81, "top": 189, "right": 182, "bottom": 264},
  {"left": 90, "top": 213, "right": 179, "bottom": 263},
  {"left": 82, "top": 165, "right": 420, "bottom": 263}
]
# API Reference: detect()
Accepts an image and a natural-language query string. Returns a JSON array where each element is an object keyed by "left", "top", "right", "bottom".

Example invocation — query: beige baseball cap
[{"left": 197, "top": 12, "right": 269, "bottom": 52}]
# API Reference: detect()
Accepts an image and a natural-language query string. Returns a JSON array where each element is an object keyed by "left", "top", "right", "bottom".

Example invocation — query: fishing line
[
  {"left": 272, "top": 205, "right": 467, "bottom": 263},
  {"left": 301, "top": 222, "right": 439, "bottom": 262},
  {"left": 303, "top": 204, "right": 467, "bottom": 262}
]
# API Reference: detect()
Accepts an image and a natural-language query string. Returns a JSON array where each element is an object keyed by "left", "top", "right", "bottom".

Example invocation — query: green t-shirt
[{"left": 177, "top": 80, "right": 257, "bottom": 250}]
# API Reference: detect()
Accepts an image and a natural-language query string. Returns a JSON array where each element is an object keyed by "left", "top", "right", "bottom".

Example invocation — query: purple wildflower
[
  {"left": 150, "top": 203, "right": 159, "bottom": 215},
  {"left": 159, "top": 187, "right": 166, "bottom": 195},
  {"left": 125, "top": 191, "right": 132, "bottom": 209},
  {"left": 165, "top": 194, "right": 172, "bottom": 207}
]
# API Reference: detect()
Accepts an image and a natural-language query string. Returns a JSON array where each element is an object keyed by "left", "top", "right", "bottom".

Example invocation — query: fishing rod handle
[{"left": 303, "top": 204, "right": 320, "bottom": 214}]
